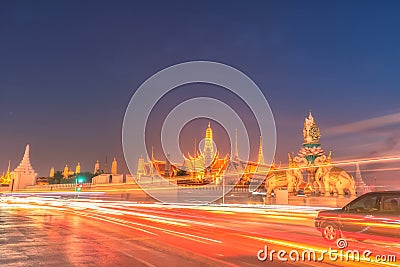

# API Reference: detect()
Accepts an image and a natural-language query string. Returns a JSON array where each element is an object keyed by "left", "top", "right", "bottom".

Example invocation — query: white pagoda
[
  {"left": 354, "top": 163, "right": 371, "bottom": 196},
  {"left": 9, "top": 144, "right": 37, "bottom": 191}
]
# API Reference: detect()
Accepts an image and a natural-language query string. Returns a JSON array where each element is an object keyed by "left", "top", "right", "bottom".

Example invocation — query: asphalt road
[{"left": 1, "top": 196, "right": 399, "bottom": 267}]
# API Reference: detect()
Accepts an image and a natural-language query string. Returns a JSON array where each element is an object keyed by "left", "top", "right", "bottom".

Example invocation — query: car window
[
  {"left": 347, "top": 195, "right": 380, "bottom": 212},
  {"left": 382, "top": 196, "right": 400, "bottom": 212}
]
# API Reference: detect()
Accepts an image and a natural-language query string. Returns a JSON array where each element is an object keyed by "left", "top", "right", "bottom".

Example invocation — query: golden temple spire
[
  {"left": 6, "top": 160, "right": 10, "bottom": 174},
  {"left": 111, "top": 157, "right": 117, "bottom": 174},
  {"left": 0, "top": 160, "right": 11, "bottom": 185},
  {"left": 49, "top": 166, "right": 55, "bottom": 178},
  {"left": 203, "top": 123, "right": 215, "bottom": 167},
  {"left": 234, "top": 128, "right": 239, "bottom": 160},
  {"left": 257, "top": 135, "right": 265, "bottom": 165},
  {"left": 63, "top": 164, "right": 69, "bottom": 178},
  {"left": 75, "top": 163, "right": 81, "bottom": 174},
  {"left": 206, "top": 121, "right": 213, "bottom": 140},
  {"left": 94, "top": 160, "right": 100, "bottom": 174}
]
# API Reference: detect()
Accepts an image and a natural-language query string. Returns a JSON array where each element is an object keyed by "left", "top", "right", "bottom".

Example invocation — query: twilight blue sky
[{"left": 1, "top": 1, "right": 400, "bottom": 188}]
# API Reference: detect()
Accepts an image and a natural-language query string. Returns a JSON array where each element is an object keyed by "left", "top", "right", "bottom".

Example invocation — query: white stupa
[
  {"left": 354, "top": 162, "right": 371, "bottom": 196},
  {"left": 9, "top": 144, "right": 37, "bottom": 191}
]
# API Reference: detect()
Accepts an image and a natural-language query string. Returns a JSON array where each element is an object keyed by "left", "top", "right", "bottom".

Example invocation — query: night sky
[{"left": 1, "top": 1, "right": 400, "bottom": 188}]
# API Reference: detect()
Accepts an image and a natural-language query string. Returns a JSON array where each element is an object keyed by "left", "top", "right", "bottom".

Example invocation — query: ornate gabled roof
[{"left": 14, "top": 144, "right": 36, "bottom": 175}]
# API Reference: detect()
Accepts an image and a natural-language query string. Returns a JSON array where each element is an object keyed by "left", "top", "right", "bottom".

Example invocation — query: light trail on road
[{"left": 1, "top": 196, "right": 399, "bottom": 266}]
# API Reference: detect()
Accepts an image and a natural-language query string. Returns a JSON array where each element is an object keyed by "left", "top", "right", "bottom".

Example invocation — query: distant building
[{"left": 92, "top": 158, "right": 124, "bottom": 184}]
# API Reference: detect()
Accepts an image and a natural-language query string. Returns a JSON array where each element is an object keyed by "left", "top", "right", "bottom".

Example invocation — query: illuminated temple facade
[
  {"left": 181, "top": 123, "right": 229, "bottom": 182},
  {"left": 137, "top": 123, "right": 268, "bottom": 186}
]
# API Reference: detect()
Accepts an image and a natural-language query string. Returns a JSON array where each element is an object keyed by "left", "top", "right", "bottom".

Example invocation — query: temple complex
[
  {"left": 9, "top": 144, "right": 37, "bottom": 191},
  {"left": 136, "top": 123, "right": 270, "bottom": 186}
]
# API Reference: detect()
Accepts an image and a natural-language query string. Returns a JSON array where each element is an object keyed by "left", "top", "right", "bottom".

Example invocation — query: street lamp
[{"left": 75, "top": 176, "right": 84, "bottom": 192}]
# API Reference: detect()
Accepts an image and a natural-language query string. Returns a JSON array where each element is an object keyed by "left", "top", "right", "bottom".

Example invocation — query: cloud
[{"left": 325, "top": 112, "right": 400, "bottom": 136}]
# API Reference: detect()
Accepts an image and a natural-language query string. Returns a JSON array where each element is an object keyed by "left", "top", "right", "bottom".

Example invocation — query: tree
[
  {"left": 48, "top": 171, "right": 95, "bottom": 184},
  {"left": 72, "top": 172, "right": 95, "bottom": 183},
  {"left": 48, "top": 171, "right": 63, "bottom": 184}
]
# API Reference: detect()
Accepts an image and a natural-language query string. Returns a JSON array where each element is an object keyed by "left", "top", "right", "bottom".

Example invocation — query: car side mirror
[{"left": 343, "top": 205, "right": 350, "bottom": 212}]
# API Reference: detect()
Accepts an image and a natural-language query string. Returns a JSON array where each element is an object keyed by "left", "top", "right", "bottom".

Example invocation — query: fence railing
[{"left": 26, "top": 183, "right": 92, "bottom": 190}]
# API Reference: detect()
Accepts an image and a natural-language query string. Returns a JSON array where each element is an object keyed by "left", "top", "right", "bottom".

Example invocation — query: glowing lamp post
[{"left": 75, "top": 176, "right": 84, "bottom": 192}]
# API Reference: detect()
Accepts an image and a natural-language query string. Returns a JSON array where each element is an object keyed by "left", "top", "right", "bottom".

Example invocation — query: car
[{"left": 315, "top": 191, "right": 400, "bottom": 242}]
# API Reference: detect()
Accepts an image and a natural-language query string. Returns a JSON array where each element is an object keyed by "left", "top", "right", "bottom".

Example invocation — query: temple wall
[
  {"left": 9, "top": 172, "right": 36, "bottom": 191},
  {"left": 92, "top": 174, "right": 124, "bottom": 184}
]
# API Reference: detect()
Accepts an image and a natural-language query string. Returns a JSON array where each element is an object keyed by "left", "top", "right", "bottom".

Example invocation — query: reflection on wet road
[{"left": 1, "top": 197, "right": 399, "bottom": 266}]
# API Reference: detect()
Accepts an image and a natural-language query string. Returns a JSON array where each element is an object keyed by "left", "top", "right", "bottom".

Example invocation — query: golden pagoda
[
  {"left": 63, "top": 164, "right": 69, "bottom": 178},
  {"left": 49, "top": 166, "right": 55, "bottom": 178},
  {"left": 111, "top": 157, "right": 117, "bottom": 175},
  {"left": 0, "top": 161, "right": 11, "bottom": 185},
  {"left": 75, "top": 163, "right": 81, "bottom": 174}
]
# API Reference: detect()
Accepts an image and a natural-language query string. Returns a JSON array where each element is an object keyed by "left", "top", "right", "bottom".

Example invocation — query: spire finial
[
  {"left": 20, "top": 144, "right": 31, "bottom": 164},
  {"left": 234, "top": 128, "right": 239, "bottom": 160}
]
